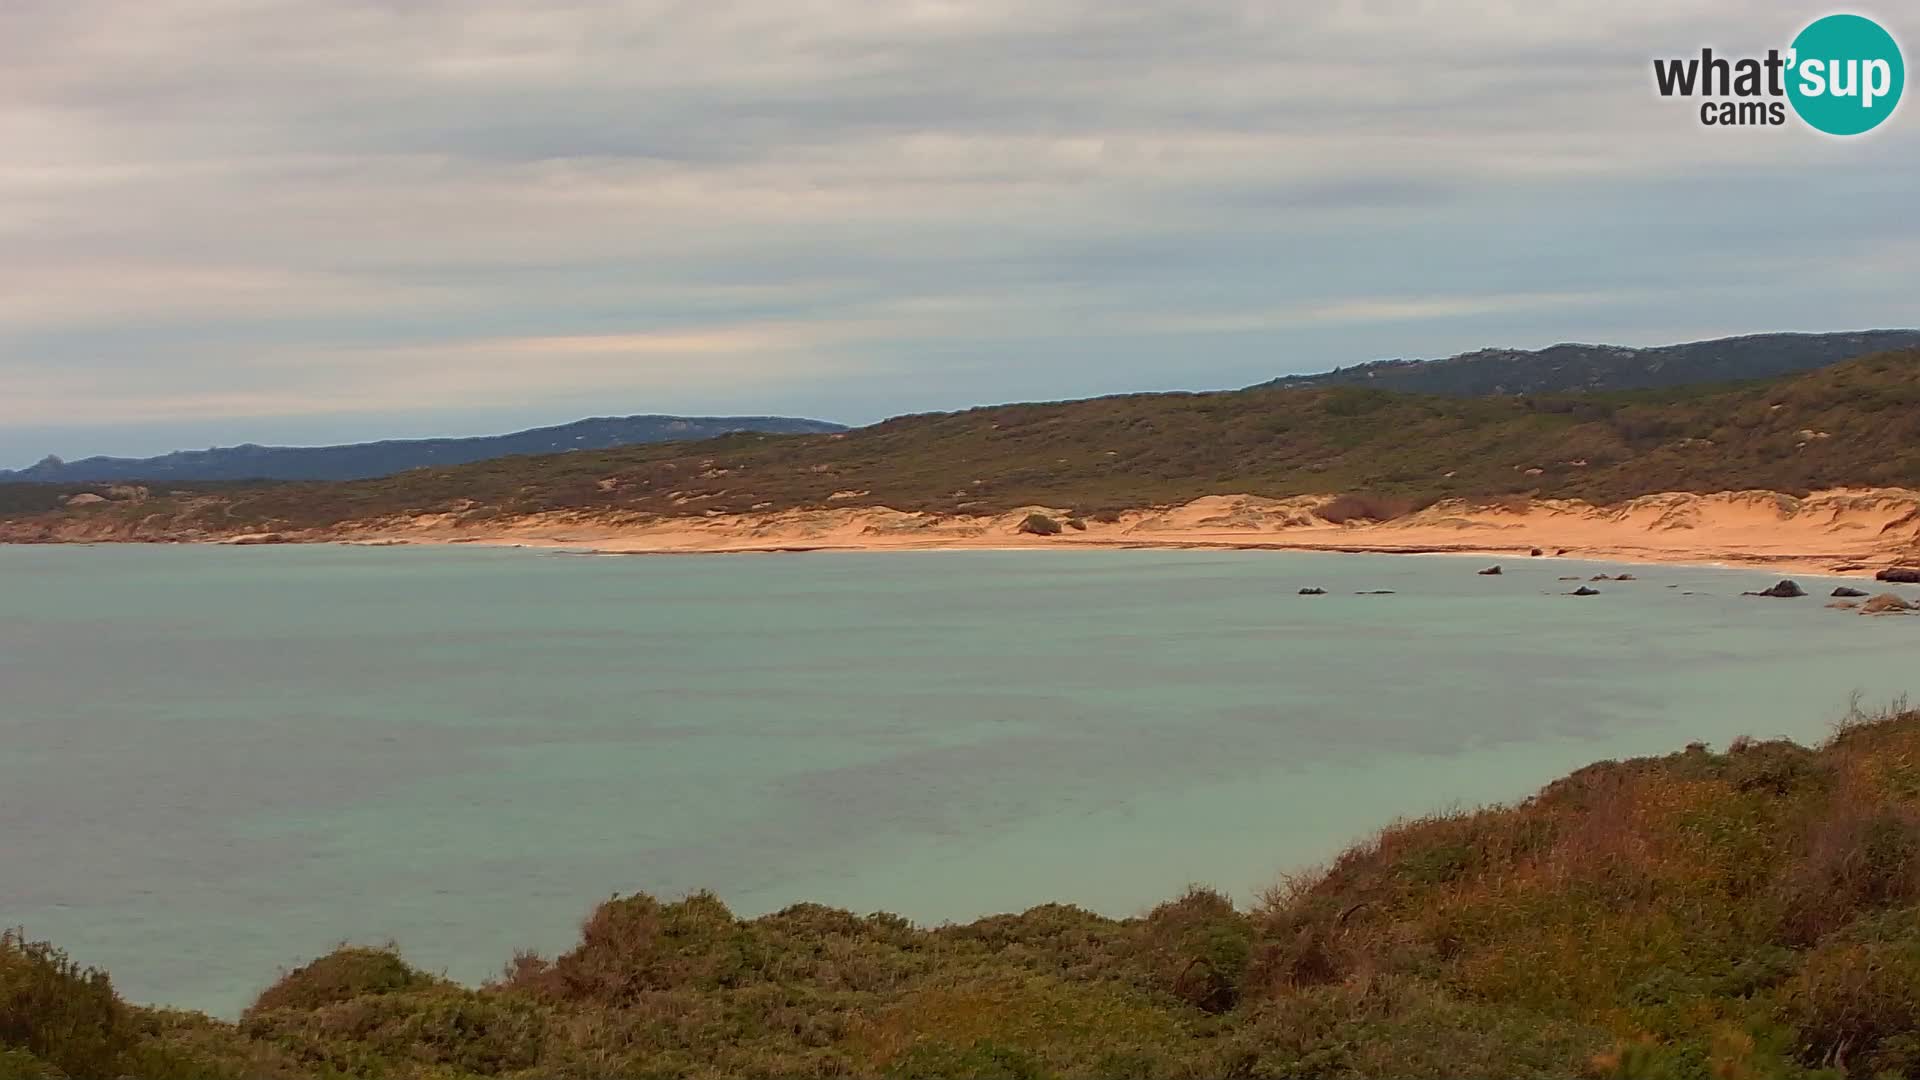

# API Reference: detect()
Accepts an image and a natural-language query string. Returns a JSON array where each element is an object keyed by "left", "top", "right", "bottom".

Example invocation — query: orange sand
[{"left": 321, "top": 488, "right": 1920, "bottom": 576}]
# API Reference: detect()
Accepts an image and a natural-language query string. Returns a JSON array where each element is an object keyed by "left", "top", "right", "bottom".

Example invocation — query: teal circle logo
[{"left": 1787, "top": 14, "right": 1904, "bottom": 135}]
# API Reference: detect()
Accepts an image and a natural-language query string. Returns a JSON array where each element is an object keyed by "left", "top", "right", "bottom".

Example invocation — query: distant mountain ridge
[
  {"left": 1, "top": 414, "right": 848, "bottom": 484},
  {"left": 1258, "top": 330, "right": 1920, "bottom": 396}
]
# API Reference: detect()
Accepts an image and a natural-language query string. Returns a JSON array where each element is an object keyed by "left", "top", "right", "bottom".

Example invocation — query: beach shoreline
[
  {"left": 9, "top": 487, "right": 1920, "bottom": 578},
  {"left": 364, "top": 487, "right": 1920, "bottom": 578}
]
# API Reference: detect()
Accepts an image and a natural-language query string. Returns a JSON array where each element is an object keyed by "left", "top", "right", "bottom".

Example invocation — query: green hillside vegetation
[
  {"left": 10, "top": 704, "right": 1920, "bottom": 1079},
  {"left": 6, "top": 348, "right": 1920, "bottom": 538},
  {"left": 1257, "top": 330, "right": 1920, "bottom": 397}
]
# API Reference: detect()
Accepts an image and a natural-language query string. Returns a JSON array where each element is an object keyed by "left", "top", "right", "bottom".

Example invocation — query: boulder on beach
[
  {"left": 1831, "top": 586, "right": 1870, "bottom": 598},
  {"left": 1299, "top": 587, "right": 1326, "bottom": 595},
  {"left": 1530, "top": 548, "right": 1543, "bottom": 557},
  {"left": 1478, "top": 565, "right": 1502, "bottom": 576},
  {"left": 1877, "top": 568, "right": 1920, "bottom": 584},
  {"left": 1744, "top": 580, "right": 1806, "bottom": 598},
  {"left": 1862, "top": 593, "right": 1915, "bottom": 615},
  {"left": 1570, "top": 586, "right": 1601, "bottom": 596}
]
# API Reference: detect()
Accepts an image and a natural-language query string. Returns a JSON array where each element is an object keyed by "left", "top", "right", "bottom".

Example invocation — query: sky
[{"left": 2, "top": 0, "right": 1916, "bottom": 466}]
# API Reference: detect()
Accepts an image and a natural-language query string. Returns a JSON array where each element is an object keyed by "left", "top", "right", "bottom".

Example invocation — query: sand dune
[{"left": 316, "top": 487, "right": 1920, "bottom": 574}]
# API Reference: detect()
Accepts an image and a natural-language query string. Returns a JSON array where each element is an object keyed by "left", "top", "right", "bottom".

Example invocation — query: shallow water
[{"left": 1, "top": 544, "right": 1915, "bottom": 1015}]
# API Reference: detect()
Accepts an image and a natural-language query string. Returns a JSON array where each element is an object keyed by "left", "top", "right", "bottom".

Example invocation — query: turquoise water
[{"left": 1, "top": 544, "right": 1915, "bottom": 1016}]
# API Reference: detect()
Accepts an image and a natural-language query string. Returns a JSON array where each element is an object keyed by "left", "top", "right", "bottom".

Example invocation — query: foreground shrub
[
  {"left": 1779, "top": 910, "right": 1920, "bottom": 1075},
  {"left": 0, "top": 932, "right": 128, "bottom": 1080},
  {"left": 247, "top": 945, "right": 429, "bottom": 1015},
  {"left": 1143, "top": 887, "right": 1252, "bottom": 1013},
  {"left": 518, "top": 890, "right": 759, "bottom": 1003}
]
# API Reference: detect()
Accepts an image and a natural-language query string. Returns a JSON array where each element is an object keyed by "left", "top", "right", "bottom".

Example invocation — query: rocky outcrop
[
  {"left": 1478, "top": 565, "right": 1502, "bottom": 576},
  {"left": 1862, "top": 594, "right": 1915, "bottom": 614},
  {"left": 1745, "top": 580, "right": 1806, "bottom": 598},
  {"left": 1877, "top": 568, "right": 1920, "bottom": 583},
  {"left": 1832, "top": 586, "right": 1870, "bottom": 598}
]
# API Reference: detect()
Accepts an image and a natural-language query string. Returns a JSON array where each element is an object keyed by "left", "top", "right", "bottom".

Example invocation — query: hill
[
  {"left": 0, "top": 414, "right": 848, "bottom": 484},
  {"left": 1259, "top": 330, "right": 1920, "bottom": 396},
  {"left": 6, "top": 345, "right": 1919, "bottom": 541},
  {"left": 9, "top": 702, "right": 1920, "bottom": 1079}
]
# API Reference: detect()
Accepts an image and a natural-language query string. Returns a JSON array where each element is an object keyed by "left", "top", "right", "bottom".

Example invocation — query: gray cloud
[{"left": 1, "top": 0, "right": 1915, "bottom": 462}]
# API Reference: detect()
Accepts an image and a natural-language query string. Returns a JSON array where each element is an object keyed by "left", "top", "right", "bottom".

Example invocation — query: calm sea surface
[{"left": 2, "top": 544, "right": 1915, "bottom": 1014}]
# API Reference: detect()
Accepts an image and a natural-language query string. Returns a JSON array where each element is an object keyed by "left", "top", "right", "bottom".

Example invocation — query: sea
[{"left": 1, "top": 543, "right": 1914, "bottom": 1015}]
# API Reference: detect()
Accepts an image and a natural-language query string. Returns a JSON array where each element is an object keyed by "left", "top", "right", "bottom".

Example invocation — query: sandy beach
[{"left": 310, "top": 487, "right": 1920, "bottom": 576}]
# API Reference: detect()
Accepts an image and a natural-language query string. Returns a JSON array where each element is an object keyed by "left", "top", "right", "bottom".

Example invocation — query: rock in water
[
  {"left": 1478, "top": 565, "right": 1503, "bottom": 576},
  {"left": 1832, "top": 586, "right": 1870, "bottom": 598},
  {"left": 1828, "top": 600, "right": 1861, "bottom": 610},
  {"left": 1298, "top": 587, "right": 1326, "bottom": 595},
  {"left": 1744, "top": 580, "right": 1806, "bottom": 598},
  {"left": 1570, "top": 586, "right": 1601, "bottom": 596},
  {"left": 1877, "top": 568, "right": 1920, "bottom": 584},
  {"left": 1862, "top": 594, "right": 1915, "bottom": 614}
]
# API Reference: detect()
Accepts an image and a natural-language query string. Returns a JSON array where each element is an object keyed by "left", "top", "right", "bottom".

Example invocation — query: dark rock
[
  {"left": 1478, "top": 565, "right": 1503, "bottom": 576},
  {"left": 1876, "top": 567, "right": 1920, "bottom": 584},
  {"left": 1530, "top": 548, "right": 1543, "bottom": 557},
  {"left": 1613, "top": 574, "right": 1636, "bottom": 581},
  {"left": 1570, "top": 586, "right": 1601, "bottom": 596},
  {"left": 1831, "top": 586, "right": 1870, "bottom": 598},
  {"left": 1298, "top": 587, "right": 1326, "bottom": 595},
  {"left": 1744, "top": 580, "right": 1806, "bottom": 598},
  {"left": 1354, "top": 590, "right": 1396, "bottom": 595},
  {"left": 1558, "top": 576, "right": 1583, "bottom": 581},
  {"left": 1590, "top": 575, "right": 1610, "bottom": 582}
]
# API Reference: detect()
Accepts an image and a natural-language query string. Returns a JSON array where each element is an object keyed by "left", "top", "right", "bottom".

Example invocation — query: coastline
[
  {"left": 394, "top": 488, "right": 1920, "bottom": 577},
  {"left": 9, "top": 487, "right": 1920, "bottom": 578}
]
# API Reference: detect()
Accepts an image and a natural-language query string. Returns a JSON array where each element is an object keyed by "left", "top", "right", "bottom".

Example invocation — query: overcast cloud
[{"left": 1, "top": 0, "right": 1914, "bottom": 463}]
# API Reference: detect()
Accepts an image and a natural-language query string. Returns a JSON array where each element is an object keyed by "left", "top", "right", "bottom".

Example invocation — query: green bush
[
  {"left": 247, "top": 945, "right": 429, "bottom": 1015},
  {"left": 1778, "top": 911, "right": 1920, "bottom": 1074},
  {"left": 0, "top": 932, "right": 129, "bottom": 1080},
  {"left": 1144, "top": 888, "right": 1252, "bottom": 1014}
]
